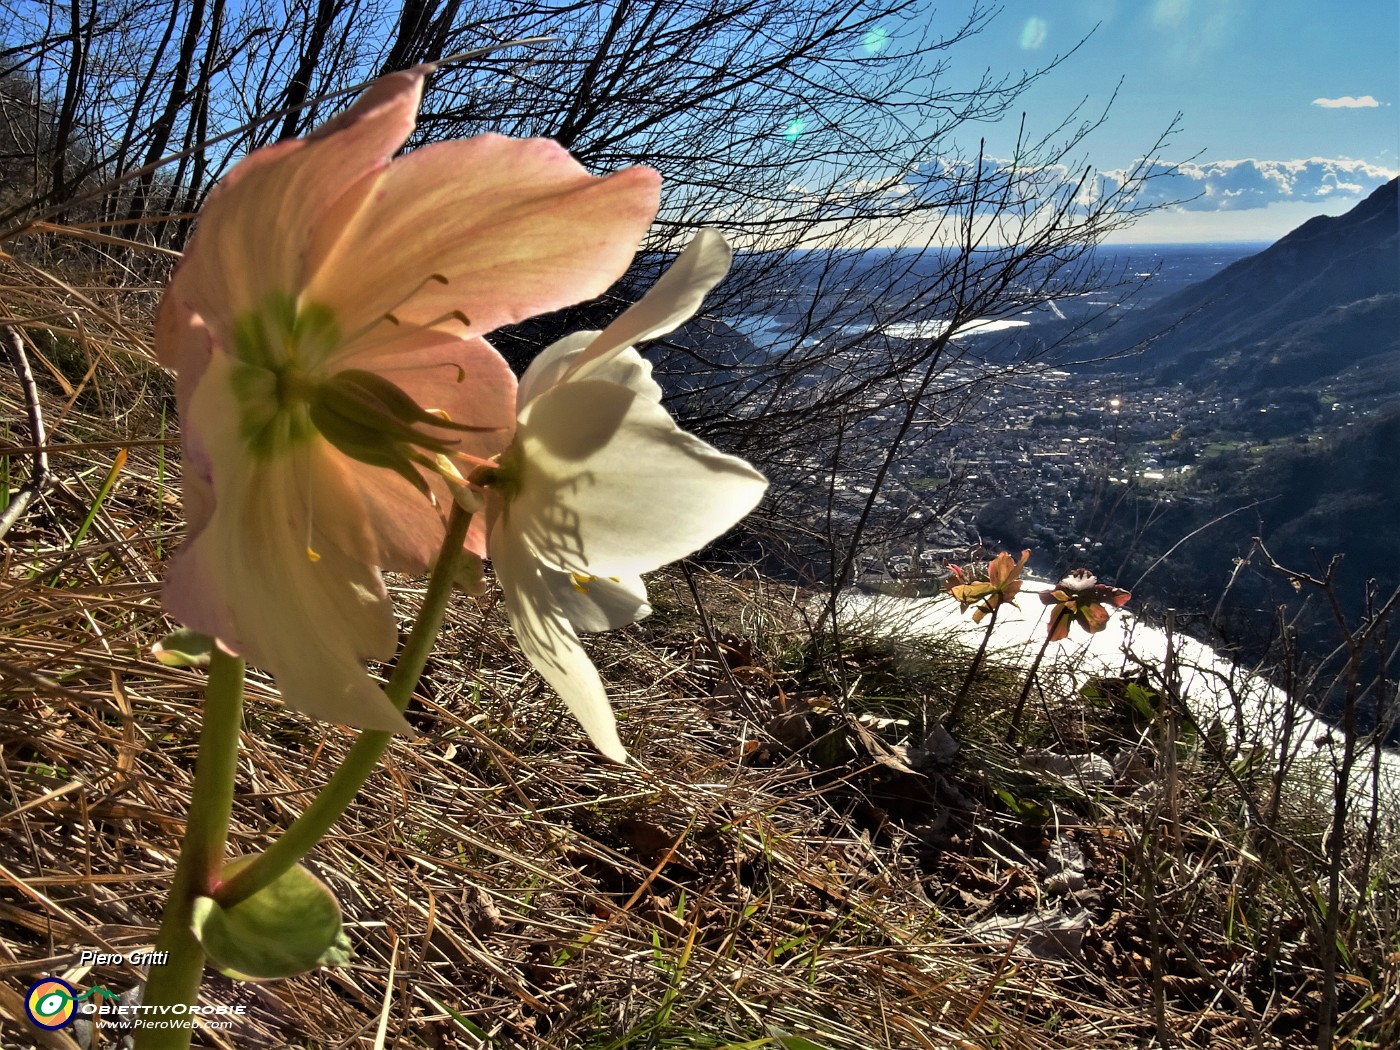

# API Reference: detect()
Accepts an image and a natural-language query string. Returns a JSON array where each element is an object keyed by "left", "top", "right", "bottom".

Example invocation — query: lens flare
[
  {"left": 1019, "top": 17, "right": 1048, "bottom": 50},
  {"left": 782, "top": 117, "right": 806, "bottom": 143},
  {"left": 862, "top": 26, "right": 889, "bottom": 54}
]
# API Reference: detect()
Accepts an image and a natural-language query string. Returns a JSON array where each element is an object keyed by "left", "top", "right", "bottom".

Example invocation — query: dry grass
[
  {"left": 1, "top": 229, "right": 1397, "bottom": 1050},
  {"left": 0, "top": 236, "right": 1063, "bottom": 1049},
  {"left": 0, "top": 481, "right": 1071, "bottom": 1047}
]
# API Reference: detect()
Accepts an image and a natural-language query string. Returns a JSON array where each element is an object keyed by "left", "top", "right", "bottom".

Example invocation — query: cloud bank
[
  {"left": 1312, "top": 95, "right": 1381, "bottom": 109},
  {"left": 1095, "top": 157, "right": 1397, "bottom": 211},
  {"left": 905, "top": 157, "right": 1396, "bottom": 216}
]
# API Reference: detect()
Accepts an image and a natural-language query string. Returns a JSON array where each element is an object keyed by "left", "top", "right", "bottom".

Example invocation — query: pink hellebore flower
[
  {"left": 946, "top": 549, "right": 1031, "bottom": 623},
  {"left": 486, "top": 230, "right": 767, "bottom": 761},
  {"left": 1039, "top": 569, "right": 1132, "bottom": 642},
  {"left": 156, "top": 66, "right": 660, "bottom": 733}
]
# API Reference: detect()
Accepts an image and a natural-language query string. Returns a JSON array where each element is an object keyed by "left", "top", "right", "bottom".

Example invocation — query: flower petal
[
  {"left": 518, "top": 334, "right": 662, "bottom": 409},
  {"left": 1046, "top": 606, "right": 1074, "bottom": 642},
  {"left": 516, "top": 332, "right": 596, "bottom": 408},
  {"left": 154, "top": 267, "right": 210, "bottom": 372},
  {"left": 567, "top": 228, "right": 732, "bottom": 383},
  {"left": 303, "top": 135, "right": 661, "bottom": 341},
  {"left": 166, "top": 69, "right": 425, "bottom": 340},
  {"left": 342, "top": 329, "right": 517, "bottom": 454},
  {"left": 334, "top": 329, "right": 517, "bottom": 568},
  {"left": 168, "top": 352, "right": 409, "bottom": 733},
  {"left": 545, "top": 569, "right": 651, "bottom": 633},
  {"left": 162, "top": 309, "right": 217, "bottom": 535},
  {"left": 512, "top": 379, "right": 767, "bottom": 578},
  {"left": 1076, "top": 603, "right": 1112, "bottom": 634},
  {"left": 491, "top": 519, "right": 628, "bottom": 761},
  {"left": 514, "top": 230, "right": 729, "bottom": 409}
]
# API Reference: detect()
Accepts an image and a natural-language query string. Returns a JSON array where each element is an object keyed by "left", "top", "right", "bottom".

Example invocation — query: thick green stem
[
  {"left": 215, "top": 505, "right": 472, "bottom": 908},
  {"left": 135, "top": 650, "right": 246, "bottom": 1050}
]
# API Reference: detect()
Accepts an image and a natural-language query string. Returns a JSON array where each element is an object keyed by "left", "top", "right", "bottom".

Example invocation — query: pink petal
[
  {"left": 335, "top": 330, "right": 517, "bottom": 568},
  {"left": 160, "top": 308, "right": 217, "bottom": 533},
  {"left": 302, "top": 135, "right": 660, "bottom": 340},
  {"left": 154, "top": 267, "right": 208, "bottom": 371},
  {"left": 168, "top": 352, "right": 408, "bottom": 732},
  {"left": 168, "top": 68, "right": 426, "bottom": 338},
  {"left": 339, "top": 329, "right": 517, "bottom": 457}
]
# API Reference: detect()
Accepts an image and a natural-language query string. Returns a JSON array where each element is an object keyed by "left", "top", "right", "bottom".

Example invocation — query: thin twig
[
  {"left": 0, "top": 38, "right": 559, "bottom": 240},
  {"left": 0, "top": 322, "right": 51, "bottom": 540}
]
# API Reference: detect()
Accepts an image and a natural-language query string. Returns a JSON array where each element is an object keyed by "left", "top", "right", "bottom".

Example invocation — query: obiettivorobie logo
[
  {"left": 24, "top": 978, "right": 120, "bottom": 1030},
  {"left": 23, "top": 975, "right": 248, "bottom": 1033}
]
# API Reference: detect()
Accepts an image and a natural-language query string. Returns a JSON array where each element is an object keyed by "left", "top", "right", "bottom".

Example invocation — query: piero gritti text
[{"left": 78, "top": 949, "right": 170, "bottom": 967}]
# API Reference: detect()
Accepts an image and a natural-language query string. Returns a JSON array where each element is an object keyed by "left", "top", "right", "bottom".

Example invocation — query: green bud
[
  {"left": 152, "top": 627, "right": 216, "bottom": 667},
  {"left": 192, "top": 858, "right": 351, "bottom": 981},
  {"left": 309, "top": 369, "right": 474, "bottom": 495}
]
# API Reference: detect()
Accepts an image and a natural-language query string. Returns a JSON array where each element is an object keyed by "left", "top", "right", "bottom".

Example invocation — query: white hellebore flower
[{"left": 486, "top": 230, "right": 766, "bottom": 761}]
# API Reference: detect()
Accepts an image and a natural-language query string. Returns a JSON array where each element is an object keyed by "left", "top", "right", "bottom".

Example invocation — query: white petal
[
  {"left": 514, "top": 231, "right": 729, "bottom": 410},
  {"left": 491, "top": 519, "right": 628, "bottom": 761},
  {"left": 544, "top": 569, "right": 651, "bottom": 633},
  {"left": 567, "top": 229, "right": 732, "bottom": 383},
  {"left": 513, "top": 379, "right": 767, "bottom": 578},
  {"left": 520, "top": 335, "right": 662, "bottom": 409},
  {"left": 517, "top": 332, "right": 596, "bottom": 408},
  {"left": 571, "top": 347, "right": 661, "bottom": 402}
]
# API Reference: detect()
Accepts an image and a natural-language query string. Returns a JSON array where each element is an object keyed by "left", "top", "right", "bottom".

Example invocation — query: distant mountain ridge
[{"left": 1096, "top": 179, "right": 1399, "bottom": 388}]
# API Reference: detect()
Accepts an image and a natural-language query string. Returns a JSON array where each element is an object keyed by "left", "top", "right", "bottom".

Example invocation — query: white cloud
[
  {"left": 821, "top": 155, "right": 1396, "bottom": 247},
  {"left": 1151, "top": 0, "right": 1191, "bottom": 31},
  {"left": 1093, "top": 157, "right": 1397, "bottom": 211},
  {"left": 1312, "top": 95, "right": 1381, "bottom": 109},
  {"left": 1101, "top": 198, "right": 1372, "bottom": 244},
  {"left": 905, "top": 156, "right": 1396, "bottom": 217}
]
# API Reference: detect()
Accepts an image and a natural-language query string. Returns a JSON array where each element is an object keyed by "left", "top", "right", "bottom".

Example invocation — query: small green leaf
[
  {"left": 192, "top": 858, "right": 350, "bottom": 980},
  {"left": 1125, "top": 682, "right": 1160, "bottom": 720},
  {"left": 152, "top": 628, "right": 216, "bottom": 667}
]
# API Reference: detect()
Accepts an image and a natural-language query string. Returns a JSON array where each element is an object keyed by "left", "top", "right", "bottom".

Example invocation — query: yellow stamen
[
  {"left": 304, "top": 448, "right": 320, "bottom": 563},
  {"left": 341, "top": 274, "right": 466, "bottom": 344}
]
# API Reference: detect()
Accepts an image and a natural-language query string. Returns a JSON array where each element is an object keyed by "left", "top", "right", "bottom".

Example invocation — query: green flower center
[
  {"left": 229, "top": 293, "right": 340, "bottom": 458},
  {"left": 227, "top": 292, "right": 488, "bottom": 496}
]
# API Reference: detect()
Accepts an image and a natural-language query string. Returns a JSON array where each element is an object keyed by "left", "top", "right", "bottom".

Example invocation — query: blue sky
[{"left": 920, "top": 0, "right": 1399, "bottom": 242}]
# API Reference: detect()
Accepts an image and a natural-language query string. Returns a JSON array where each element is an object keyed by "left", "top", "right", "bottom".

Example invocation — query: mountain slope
[{"left": 1097, "top": 179, "right": 1399, "bottom": 385}]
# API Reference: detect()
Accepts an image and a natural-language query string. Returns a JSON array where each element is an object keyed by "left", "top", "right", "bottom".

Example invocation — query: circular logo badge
[{"left": 25, "top": 978, "right": 77, "bottom": 1030}]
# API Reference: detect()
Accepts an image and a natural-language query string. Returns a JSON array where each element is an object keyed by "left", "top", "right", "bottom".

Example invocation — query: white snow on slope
[{"left": 836, "top": 581, "right": 1400, "bottom": 817}]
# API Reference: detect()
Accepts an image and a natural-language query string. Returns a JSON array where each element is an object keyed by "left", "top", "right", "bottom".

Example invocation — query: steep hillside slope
[{"left": 1095, "top": 179, "right": 1398, "bottom": 386}]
